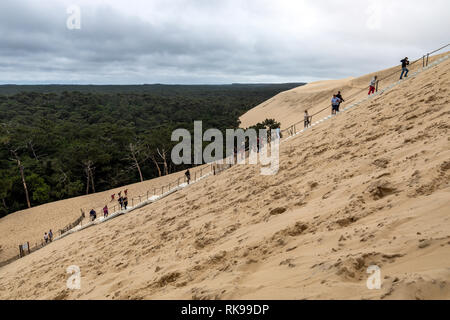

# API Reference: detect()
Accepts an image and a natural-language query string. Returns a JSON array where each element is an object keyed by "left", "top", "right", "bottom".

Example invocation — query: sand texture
[{"left": 0, "top": 53, "right": 449, "bottom": 300}]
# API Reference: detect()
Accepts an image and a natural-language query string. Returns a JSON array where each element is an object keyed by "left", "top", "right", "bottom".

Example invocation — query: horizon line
[{"left": 0, "top": 82, "right": 307, "bottom": 86}]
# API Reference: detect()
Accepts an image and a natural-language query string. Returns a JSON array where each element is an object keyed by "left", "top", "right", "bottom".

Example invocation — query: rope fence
[
  {"left": 281, "top": 43, "right": 449, "bottom": 138},
  {"left": 77, "top": 158, "right": 242, "bottom": 226},
  {"left": 88, "top": 164, "right": 214, "bottom": 218},
  {"left": 2, "top": 43, "right": 449, "bottom": 269},
  {"left": 59, "top": 212, "right": 85, "bottom": 236}
]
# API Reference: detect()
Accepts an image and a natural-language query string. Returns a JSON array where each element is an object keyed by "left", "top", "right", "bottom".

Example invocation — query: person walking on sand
[
  {"left": 304, "top": 110, "right": 311, "bottom": 128},
  {"left": 275, "top": 127, "right": 281, "bottom": 140},
  {"left": 89, "top": 208, "right": 97, "bottom": 221},
  {"left": 260, "top": 135, "right": 265, "bottom": 150},
  {"left": 185, "top": 169, "right": 191, "bottom": 184},
  {"left": 400, "top": 57, "right": 410, "bottom": 79},
  {"left": 44, "top": 232, "right": 49, "bottom": 244},
  {"left": 368, "top": 76, "right": 377, "bottom": 95},
  {"left": 123, "top": 196, "right": 128, "bottom": 210},
  {"left": 118, "top": 195, "right": 124, "bottom": 210},
  {"left": 238, "top": 140, "right": 246, "bottom": 163},
  {"left": 336, "top": 91, "right": 345, "bottom": 112},
  {"left": 111, "top": 193, "right": 115, "bottom": 202},
  {"left": 331, "top": 95, "right": 340, "bottom": 115},
  {"left": 48, "top": 229, "right": 53, "bottom": 242},
  {"left": 103, "top": 205, "right": 109, "bottom": 218}
]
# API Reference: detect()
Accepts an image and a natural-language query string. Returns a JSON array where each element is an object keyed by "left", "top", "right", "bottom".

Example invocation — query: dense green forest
[{"left": 0, "top": 83, "right": 304, "bottom": 217}]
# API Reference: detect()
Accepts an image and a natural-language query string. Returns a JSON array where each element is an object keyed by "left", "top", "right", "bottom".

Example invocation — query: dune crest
[{"left": 239, "top": 53, "right": 447, "bottom": 130}]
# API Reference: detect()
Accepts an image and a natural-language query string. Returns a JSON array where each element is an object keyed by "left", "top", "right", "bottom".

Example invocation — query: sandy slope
[
  {"left": 0, "top": 53, "right": 449, "bottom": 300},
  {"left": 239, "top": 53, "right": 448, "bottom": 130},
  {"left": 0, "top": 165, "right": 210, "bottom": 262}
]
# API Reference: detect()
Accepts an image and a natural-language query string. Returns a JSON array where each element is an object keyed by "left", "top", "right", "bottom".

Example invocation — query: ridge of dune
[
  {"left": 239, "top": 53, "right": 447, "bottom": 130},
  {"left": 0, "top": 53, "right": 449, "bottom": 300}
]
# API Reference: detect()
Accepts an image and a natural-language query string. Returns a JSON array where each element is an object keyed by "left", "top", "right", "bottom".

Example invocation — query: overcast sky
[{"left": 1, "top": 0, "right": 449, "bottom": 84}]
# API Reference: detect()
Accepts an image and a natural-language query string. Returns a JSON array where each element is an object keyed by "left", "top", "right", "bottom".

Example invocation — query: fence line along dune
[
  {"left": 239, "top": 52, "right": 448, "bottom": 130},
  {"left": 0, "top": 52, "right": 449, "bottom": 300},
  {"left": 0, "top": 164, "right": 210, "bottom": 263}
]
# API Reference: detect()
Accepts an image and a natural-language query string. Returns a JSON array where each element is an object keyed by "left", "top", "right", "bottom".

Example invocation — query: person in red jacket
[
  {"left": 103, "top": 205, "right": 109, "bottom": 218},
  {"left": 368, "top": 76, "right": 378, "bottom": 95}
]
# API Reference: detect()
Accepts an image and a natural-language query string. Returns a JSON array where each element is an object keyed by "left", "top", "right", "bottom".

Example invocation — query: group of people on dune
[
  {"left": 303, "top": 91, "right": 344, "bottom": 129},
  {"left": 40, "top": 57, "right": 415, "bottom": 244},
  {"left": 43, "top": 229, "right": 53, "bottom": 244},
  {"left": 369, "top": 57, "right": 410, "bottom": 95},
  {"left": 303, "top": 57, "right": 410, "bottom": 129},
  {"left": 87, "top": 190, "right": 130, "bottom": 222}
]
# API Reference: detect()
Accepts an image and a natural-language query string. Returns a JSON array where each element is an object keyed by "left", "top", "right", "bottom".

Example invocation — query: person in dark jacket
[
  {"left": 123, "top": 196, "right": 128, "bottom": 210},
  {"left": 336, "top": 91, "right": 345, "bottom": 112},
  {"left": 185, "top": 169, "right": 191, "bottom": 184},
  {"left": 89, "top": 209, "right": 97, "bottom": 221},
  {"left": 400, "top": 57, "right": 410, "bottom": 79},
  {"left": 304, "top": 110, "right": 311, "bottom": 128},
  {"left": 118, "top": 196, "right": 124, "bottom": 210}
]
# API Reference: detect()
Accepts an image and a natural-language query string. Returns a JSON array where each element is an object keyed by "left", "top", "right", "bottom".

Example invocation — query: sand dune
[
  {"left": 0, "top": 52, "right": 449, "bottom": 300},
  {"left": 239, "top": 53, "right": 448, "bottom": 130},
  {"left": 0, "top": 164, "right": 210, "bottom": 263}
]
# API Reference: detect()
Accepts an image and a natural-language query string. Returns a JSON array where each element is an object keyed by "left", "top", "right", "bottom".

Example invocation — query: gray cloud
[{"left": 1, "top": 0, "right": 449, "bottom": 84}]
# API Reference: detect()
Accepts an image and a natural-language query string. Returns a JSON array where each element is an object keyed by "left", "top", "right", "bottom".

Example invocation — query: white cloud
[{"left": 0, "top": 0, "right": 449, "bottom": 84}]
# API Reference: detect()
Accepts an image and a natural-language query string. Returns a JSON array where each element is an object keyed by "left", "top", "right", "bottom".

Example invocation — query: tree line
[{"left": 0, "top": 83, "right": 303, "bottom": 217}]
